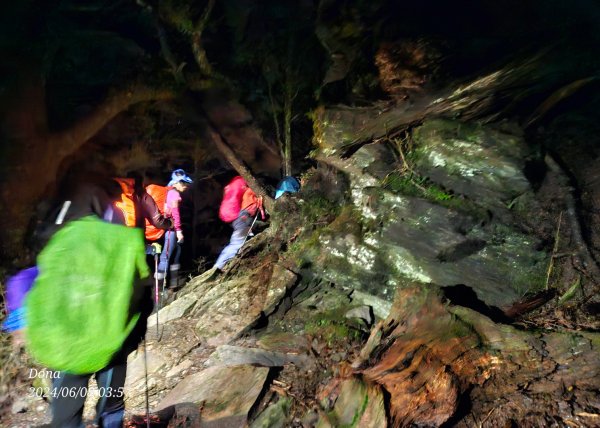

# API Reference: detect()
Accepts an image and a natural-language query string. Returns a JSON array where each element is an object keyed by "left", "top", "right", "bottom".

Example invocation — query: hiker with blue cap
[
  {"left": 275, "top": 176, "right": 301, "bottom": 199},
  {"left": 156, "top": 168, "right": 193, "bottom": 289}
]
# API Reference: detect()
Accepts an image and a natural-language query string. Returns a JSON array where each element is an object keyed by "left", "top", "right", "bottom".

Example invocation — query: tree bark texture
[
  {"left": 192, "top": 0, "right": 215, "bottom": 77},
  {"left": 321, "top": 285, "right": 600, "bottom": 427}
]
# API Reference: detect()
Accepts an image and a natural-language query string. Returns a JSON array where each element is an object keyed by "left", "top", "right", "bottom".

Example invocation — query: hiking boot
[
  {"left": 168, "top": 277, "right": 181, "bottom": 290},
  {"left": 168, "top": 264, "right": 181, "bottom": 289}
]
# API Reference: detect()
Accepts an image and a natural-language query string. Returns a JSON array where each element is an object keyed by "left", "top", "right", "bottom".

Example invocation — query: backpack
[
  {"left": 144, "top": 184, "right": 170, "bottom": 241},
  {"left": 113, "top": 178, "right": 137, "bottom": 227},
  {"left": 219, "top": 176, "right": 248, "bottom": 223},
  {"left": 25, "top": 216, "right": 149, "bottom": 374}
]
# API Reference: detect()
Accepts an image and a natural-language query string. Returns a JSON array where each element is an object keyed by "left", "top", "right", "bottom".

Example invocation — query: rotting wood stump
[{"left": 318, "top": 284, "right": 600, "bottom": 427}]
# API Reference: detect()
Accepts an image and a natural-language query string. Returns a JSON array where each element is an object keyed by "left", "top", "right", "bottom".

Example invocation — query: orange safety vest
[
  {"left": 144, "top": 184, "right": 170, "bottom": 241},
  {"left": 113, "top": 178, "right": 137, "bottom": 227}
]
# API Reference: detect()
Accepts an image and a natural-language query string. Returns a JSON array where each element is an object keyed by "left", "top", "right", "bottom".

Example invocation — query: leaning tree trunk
[
  {"left": 0, "top": 77, "right": 174, "bottom": 262},
  {"left": 318, "top": 285, "right": 600, "bottom": 427},
  {"left": 282, "top": 42, "right": 295, "bottom": 178},
  {"left": 205, "top": 125, "right": 275, "bottom": 213}
]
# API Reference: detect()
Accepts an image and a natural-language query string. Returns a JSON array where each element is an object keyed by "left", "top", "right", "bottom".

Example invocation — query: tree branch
[
  {"left": 191, "top": 0, "right": 215, "bottom": 77},
  {"left": 267, "top": 80, "right": 284, "bottom": 166},
  {"left": 136, "top": 0, "right": 186, "bottom": 82},
  {"left": 49, "top": 84, "right": 176, "bottom": 158}
]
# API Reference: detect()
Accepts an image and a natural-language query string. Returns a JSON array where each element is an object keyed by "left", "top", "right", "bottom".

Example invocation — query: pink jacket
[{"left": 164, "top": 189, "right": 182, "bottom": 231}]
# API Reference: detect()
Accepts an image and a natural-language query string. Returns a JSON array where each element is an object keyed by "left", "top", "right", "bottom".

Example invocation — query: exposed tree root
[
  {"left": 544, "top": 153, "right": 600, "bottom": 288},
  {"left": 320, "top": 285, "right": 600, "bottom": 427}
]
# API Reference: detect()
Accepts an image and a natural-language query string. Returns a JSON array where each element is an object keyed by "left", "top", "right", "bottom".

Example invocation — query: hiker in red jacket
[{"left": 213, "top": 176, "right": 264, "bottom": 271}]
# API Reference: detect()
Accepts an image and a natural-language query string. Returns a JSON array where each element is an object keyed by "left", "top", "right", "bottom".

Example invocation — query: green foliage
[
  {"left": 558, "top": 276, "right": 581, "bottom": 306},
  {"left": 284, "top": 198, "right": 348, "bottom": 267},
  {"left": 300, "top": 193, "right": 341, "bottom": 224},
  {"left": 161, "top": 0, "right": 197, "bottom": 35},
  {"left": 382, "top": 172, "right": 453, "bottom": 202},
  {"left": 286, "top": 229, "right": 321, "bottom": 267},
  {"left": 305, "top": 314, "right": 362, "bottom": 347}
]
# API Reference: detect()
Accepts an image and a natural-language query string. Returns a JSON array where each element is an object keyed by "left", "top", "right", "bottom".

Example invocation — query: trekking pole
[
  {"left": 152, "top": 243, "right": 162, "bottom": 338},
  {"left": 155, "top": 252, "right": 159, "bottom": 338},
  {"left": 240, "top": 213, "right": 259, "bottom": 248},
  {"left": 155, "top": 233, "right": 171, "bottom": 343},
  {"left": 143, "top": 338, "right": 151, "bottom": 428},
  {"left": 161, "top": 232, "right": 171, "bottom": 301}
]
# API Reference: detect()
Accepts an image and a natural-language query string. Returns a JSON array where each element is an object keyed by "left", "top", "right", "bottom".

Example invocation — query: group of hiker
[{"left": 1, "top": 168, "right": 300, "bottom": 427}]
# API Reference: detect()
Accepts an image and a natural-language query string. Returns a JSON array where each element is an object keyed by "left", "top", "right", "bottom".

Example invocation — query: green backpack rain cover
[{"left": 26, "top": 216, "right": 149, "bottom": 374}]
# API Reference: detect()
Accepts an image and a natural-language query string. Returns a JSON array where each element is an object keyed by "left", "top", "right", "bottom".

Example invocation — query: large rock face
[
  {"left": 156, "top": 365, "right": 270, "bottom": 428},
  {"left": 309, "top": 116, "right": 549, "bottom": 310},
  {"left": 412, "top": 119, "right": 533, "bottom": 213},
  {"left": 188, "top": 263, "right": 298, "bottom": 346}
]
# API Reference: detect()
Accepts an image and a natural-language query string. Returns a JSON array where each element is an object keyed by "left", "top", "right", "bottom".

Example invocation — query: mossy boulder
[
  {"left": 412, "top": 119, "right": 534, "bottom": 214},
  {"left": 250, "top": 397, "right": 292, "bottom": 428},
  {"left": 302, "top": 109, "right": 549, "bottom": 309}
]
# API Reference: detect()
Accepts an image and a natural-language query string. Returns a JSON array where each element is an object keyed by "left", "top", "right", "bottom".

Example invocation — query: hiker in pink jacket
[{"left": 156, "top": 169, "right": 193, "bottom": 288}]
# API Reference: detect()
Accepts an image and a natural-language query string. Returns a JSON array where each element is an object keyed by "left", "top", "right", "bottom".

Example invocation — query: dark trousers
[
  {"left": 50, "top": 288, "right": 152, "bottom": 428},
  {"left": 157, "top": 230, "right": 182, "bottom": 287},
  {"left": 51, "top": 362, "right": 127, "bottom": 428}
]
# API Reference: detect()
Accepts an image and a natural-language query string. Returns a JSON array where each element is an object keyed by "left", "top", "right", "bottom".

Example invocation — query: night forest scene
[{"left": 1, "top": 1, "right": 600, "bottom": 427}]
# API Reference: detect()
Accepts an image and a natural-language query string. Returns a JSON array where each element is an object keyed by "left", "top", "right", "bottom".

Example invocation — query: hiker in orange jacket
[{"left": 110, "top": 172, "right": 173, "bottom": 232}]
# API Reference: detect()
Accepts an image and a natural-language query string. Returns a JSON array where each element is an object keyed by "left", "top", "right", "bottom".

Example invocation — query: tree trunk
[
  {"left": 282, "top": 33, "right": 296, "bottom": 177},
  {"left": 283, "top": 72, "right": 293, "bottom": 177},
  {"left": 320, "top": 285, "right": 600, "bottom": 427},
  {"left": 267, "top": 81, "right": 284, "bottom": 176},
  {"left": 205, "top": 125, "right": 275, "bottom": 213},
  {"left": 0, "top": 81, "right": 175, "bottom": 262}
]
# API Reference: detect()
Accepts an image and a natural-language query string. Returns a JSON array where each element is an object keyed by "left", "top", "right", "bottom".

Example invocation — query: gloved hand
[
  {"left": 151, "top": 242, "right": 162, "bottom": 255},
  {"left": 176, "top": 230, "right": 184, "bottom": 243}
]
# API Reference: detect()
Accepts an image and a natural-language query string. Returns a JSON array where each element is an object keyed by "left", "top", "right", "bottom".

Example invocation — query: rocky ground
[{"left": 2, "top": 258, "right": 374, "bottom": 428}]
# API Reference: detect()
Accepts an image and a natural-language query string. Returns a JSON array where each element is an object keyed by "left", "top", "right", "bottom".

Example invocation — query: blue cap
[
  {"left": 168, "top": 169, "right": 193, "bottom": 186},
  {"left": 275, "top": 176, "right": 300, "bottom": 199}
]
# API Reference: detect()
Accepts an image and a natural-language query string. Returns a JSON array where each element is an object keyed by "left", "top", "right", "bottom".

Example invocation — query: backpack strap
[
  {"left": 55, "top": 201, "right": 72, "bottom": 225},
  {"left": 257, "top": 196, "right": 265, "bottom": 220}
]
